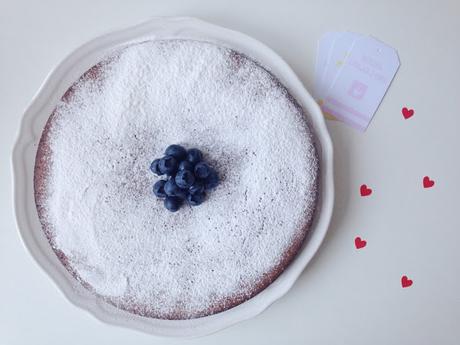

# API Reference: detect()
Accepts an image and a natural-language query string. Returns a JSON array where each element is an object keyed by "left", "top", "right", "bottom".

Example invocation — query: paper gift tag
[
  {"left": 315, "top": 32, "right": 364, "bottom": 120},
  {"left": 319, "top": 32, "right": 363, "bottom": 102},
  {"left": 320, "top": 35, "right": 400, "bottom": 131},
  {"left": 314, "top": 32, "right": 337, "bottom": 120},
  {"left": 314, "top": 32, "right": 338, "bottom": 100}
]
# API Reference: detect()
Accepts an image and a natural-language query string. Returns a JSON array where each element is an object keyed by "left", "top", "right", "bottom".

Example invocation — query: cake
[{"left": 34, "top": 39, "right": 319, "bottom": 319}]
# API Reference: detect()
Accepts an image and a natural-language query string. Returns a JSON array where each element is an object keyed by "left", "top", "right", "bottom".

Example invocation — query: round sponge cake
[{"left": 34, "top": 39, "right": 319, "bottom": 319}]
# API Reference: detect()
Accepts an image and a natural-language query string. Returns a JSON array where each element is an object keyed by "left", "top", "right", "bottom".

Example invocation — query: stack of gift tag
[{"left": 314, "top": 32, "right": 400, "bottom": 131}]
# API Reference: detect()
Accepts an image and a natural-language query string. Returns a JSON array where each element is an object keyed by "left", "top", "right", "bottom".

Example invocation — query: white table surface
[{"left": 1, "top": 0, "right": 459, "bottom": 344}]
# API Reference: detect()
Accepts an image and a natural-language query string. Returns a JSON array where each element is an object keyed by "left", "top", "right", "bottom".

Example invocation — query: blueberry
[
  {"left": 159, "top": 155, "right": 178, "bottom": 176},
  {"left": 175, "top": 169, "right": 195, "bottom": 189},
  {"left": 174, "top": 188, "right": 188, "bottom": 200},
  {"left": 165, "top": 144, "right": 187, "bottom": 161},
  {"left": 153, "top": 180, "right": 167, "bottom": 198},
  {"left": 187, "top": 191, "right": 206, "bottom": 206},
  {"left": 189, "top": 180, "right": 205, "bottom": 195},
  {"left": 204, "top": 169, "right": 219, "bottom": 190},
  {"left": 194, "top": 162, "right": 211, "bottom": 179},
  {"left": 150, "top": 159, "right": 162, "bottom": 175},
  {"left": 164, "top": 178, "right": 178, "bottom": 196},
  {"left": 164, "top": 196, "right": 182, "bottom": 212},
  {"left": 187, "top": 148, "right": 202, "bottom": 164},
  {"left": 178, "top": 160, "right": 194, "bottom": 171},
  {"left": 164, "top": 178, "right": 187, "bottom": 199}
]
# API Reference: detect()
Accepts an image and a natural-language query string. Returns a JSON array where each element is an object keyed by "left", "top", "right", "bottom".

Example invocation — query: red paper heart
[
  {"left": 354, "top": 236, "right": 367, "bottom": 249},
  {"left": 360, "top": 184, "right": 372, "bottom": 196},
  {"left": 402, "top": 107, "right": 414, "bottom": 119},
  {"left": 401, "top": 275, "right": 413, "bottom": 288},
  {"left": 423, "top": 176, "right": 435, "bottom": 188}
]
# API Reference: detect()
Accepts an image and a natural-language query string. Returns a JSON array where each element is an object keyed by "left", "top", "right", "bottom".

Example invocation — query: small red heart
[
  {"left": 423, "top": 176, "right": 435, "bottom": 188},
  {"left": 360, "top": 184, "right": 372, "bottom": 197},
  {"left": 354, "top": 236, "right": 367, "bottom": 249},
  {"left": 402, "top": 107, "right": 414, "bottom": 119},
  {"left": 401, "top": 275, "right": 413, "bottom": 288}
]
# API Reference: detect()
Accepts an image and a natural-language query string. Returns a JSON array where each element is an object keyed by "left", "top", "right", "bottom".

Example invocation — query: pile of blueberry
[{"left": 150, "top": 144, "right": 219, "bottom": 212}]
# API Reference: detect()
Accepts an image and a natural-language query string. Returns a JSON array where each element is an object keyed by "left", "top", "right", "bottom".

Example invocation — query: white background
[{"left": 1, "top": 0, "right": 459, "bottom": 344}]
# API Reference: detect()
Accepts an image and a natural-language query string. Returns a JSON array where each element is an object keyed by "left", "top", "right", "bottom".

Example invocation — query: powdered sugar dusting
[{"left": 38, "top": 39, "right": 318, "bottom": 319}]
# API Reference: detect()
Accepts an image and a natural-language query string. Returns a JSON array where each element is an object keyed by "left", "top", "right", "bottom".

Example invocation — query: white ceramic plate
[{"left": 12, "top": 17, "right": 334, "bottom": 337}]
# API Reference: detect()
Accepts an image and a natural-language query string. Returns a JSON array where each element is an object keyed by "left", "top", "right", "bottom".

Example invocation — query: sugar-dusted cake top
[{"left": 35, "top": 39, "right": 319, "bottom": 319}]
